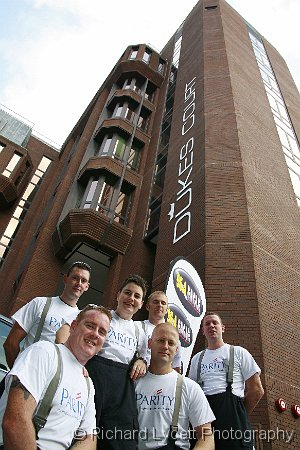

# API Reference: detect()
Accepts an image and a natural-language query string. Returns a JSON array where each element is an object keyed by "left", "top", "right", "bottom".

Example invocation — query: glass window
[
  {"left": 129, "top": 47, "right": 138, "bottom": 60},
  {"left": 114, "top": 191, "right": 131, "bottom": 225},
  {"left": 0, "top": 156, "right": 52, "bottom": 266},
  {"left": 84, "top": 179, "right": 98, "bottom": 208},
  {"left": 127, "top": 144, "right": 140, "bottom": 171},
  {"left": 113, "top": 136, "right": 126, "bottom": 161},
  {"left": 2, "top": 153, "right": 22, "bottom": 178},
  {"left": 142, "top": 48, "right": 151, "bottom": 64},
  {"left": 101, "top": 134, "right": 113, "bottom": 155},
  {"left": 114, "top": 103, "right": 124, "bottom": 117},
  {"left": 158, "top": 59, "right": 165, "bottom": 75},
  {"left": 96, "top": 182, "right": 114, "bottom": 214},
  {"left": 124, "top": 106, "right": 135, "bottom": 122}
]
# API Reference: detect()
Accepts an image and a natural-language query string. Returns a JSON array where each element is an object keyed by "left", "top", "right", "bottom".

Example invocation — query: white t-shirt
[
  {"left": 13, "top": 296, "right": 79, "bottom": 350},
  {"left": 0, "top": 342, "right": 96, "bottom": 450},
  {"left": 188, "top": 343, "right": 261, "bottom": 397},
  {"left": 137, "top": 319, "right": 182, "bottom": 369},
  {"left": 135, "top": 370, "right": 215, "bottom": 449},
  {"left": 99, "top": 311, "right": 147, "bottom": 364}
]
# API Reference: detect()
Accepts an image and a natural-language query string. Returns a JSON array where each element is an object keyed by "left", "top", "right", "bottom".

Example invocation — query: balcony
[
  {"left": 0, "top": 175, "right": 18, "bottom": 208},
  {"left": 52, "top": 209, "right": 133, "bottom": 259}
]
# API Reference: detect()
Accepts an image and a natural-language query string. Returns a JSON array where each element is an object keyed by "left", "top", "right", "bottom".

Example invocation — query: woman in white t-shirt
[{"left": 85, "top": 274, "right": 148, "bottom": 450}]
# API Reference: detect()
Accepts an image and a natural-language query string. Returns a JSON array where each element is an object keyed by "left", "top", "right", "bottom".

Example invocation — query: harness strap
[
  {"left": 171, "top": 373, "right": 183, "bottom": 432},
  {"left": 197, "top": 345, "right": 235, "bottom": 387},
  {"left": 33, "top": 297, "right": 52, "bottom": 343},
  {"left": 33, "top": 344, "right": 62, "bottom": 436}
]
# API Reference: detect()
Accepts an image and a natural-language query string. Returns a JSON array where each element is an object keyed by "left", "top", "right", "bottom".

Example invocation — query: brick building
[{"left": 0, "top": 1, "right": 300, "bottom": 447}]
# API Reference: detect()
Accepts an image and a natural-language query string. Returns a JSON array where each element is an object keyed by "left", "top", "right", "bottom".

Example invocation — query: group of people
[{"left": 0, "top": 261, "right": 264, "bottom": 450}]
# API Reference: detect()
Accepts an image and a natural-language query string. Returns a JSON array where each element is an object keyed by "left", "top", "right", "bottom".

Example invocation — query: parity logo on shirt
[
  {"left": 58, "top": 387, "right": 86, "bottom": 420},
  {"left": 136, "top": 392, "right": 175, "bottom": 409},
  {"left": 201, "top": 357, "right": 225, "bottom": 373},
  {"left": 107, "top": 328, "right": 137, "bottom": 350}
]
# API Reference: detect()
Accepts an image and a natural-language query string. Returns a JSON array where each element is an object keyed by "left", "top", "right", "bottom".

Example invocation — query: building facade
[{"left": 1, "top": 1, "right": 300, "bottom": 447}]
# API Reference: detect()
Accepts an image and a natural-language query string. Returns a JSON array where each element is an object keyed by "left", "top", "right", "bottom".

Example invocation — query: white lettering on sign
[{"left": 168, "top": 77, "right": 196, "bottom": 244}]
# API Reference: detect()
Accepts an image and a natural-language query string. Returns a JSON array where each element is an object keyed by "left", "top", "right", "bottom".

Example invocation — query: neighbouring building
[{"left": 1, "top": 1, "right": 300, "bottom": 447}]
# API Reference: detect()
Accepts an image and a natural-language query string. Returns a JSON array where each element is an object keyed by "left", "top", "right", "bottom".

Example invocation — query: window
[
  {"left": 129, "top": 47, "right": 138, "bottom": 60},
  {"left": 101, "top": 134, "right": 113, "bottom": 155},
  {"left": 0, "top": 156, "right": 52, "bottom": 265},
  {"left": 2, "top": 152, "right": 22, "bottom": 178},
  {"left": 114, "top": 190, "right": 131, "bottom": 224},
  {"left": 142, "top": 48, "right": 151, "bottom": 64},
  {"left": 114, "top": 103, "right": 124, "bottom": 117},
  {"left": 124, "top": 106, "right": 135, "bottom": 122},
  {"left": 83, "top": 179, "right": 98, "bottom": 209},
  {"left": 82, "top": 177, "right": 132, "bottom": 225},
  {"left": 127, "top": 143, "right": 140, "bottom": 171},
  {"left": 96, "top": 182, "right": 114, "bottom": 213},
  {"left": 113, "top": 136, "right": 126, "bottom": 161},
  {"left": 158, "top": 59, "right": 165, "bottom": 75}
]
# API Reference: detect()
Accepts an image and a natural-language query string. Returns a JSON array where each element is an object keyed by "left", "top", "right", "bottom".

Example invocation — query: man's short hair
[
  {"left": 146, "top": 291, "right": 168, "bottom": 305},
  {"left": 202, "top": 311, "right": 223, "bottom": 326},
  {"left": 152, "top": 322, "right": 179, "bottom": 339},
  {"left": 76, "top": 304, "right": 112, "bottom": 323},
  {"left": 67, "top": 261, "right": 92, "bottom": 277},
  {"left": 119, "top": 274, "right": 148, "bottom": 299}
]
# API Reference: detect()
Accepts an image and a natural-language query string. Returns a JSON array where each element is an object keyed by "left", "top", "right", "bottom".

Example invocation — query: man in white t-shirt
[
  {"left": 135, "top": 291, "right": 182, "bottom": 372},
  {"left": 4, "top": 261, "right": 91, "bottom": 369},
  {"left": 135, "top": 322, "right": 215, "bottom": 450},
  {"left": 188, "top": 312, "right": 264, "bottom": 450},
  {"left": 0, "top": 304, "right": 112, "bottom": 450}
]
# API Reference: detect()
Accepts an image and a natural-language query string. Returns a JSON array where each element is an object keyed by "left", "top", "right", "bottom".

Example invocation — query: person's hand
[{"left": 130, "top": 359, "right": 147, "bottom": 381}]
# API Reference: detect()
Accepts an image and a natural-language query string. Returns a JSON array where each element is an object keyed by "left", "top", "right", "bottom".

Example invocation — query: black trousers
[
  {"left": 85, "top": 356, "right": 138, "bottom": 450},
  {"left": 207, "top": 386, "right": 254, "bottom": 449}
]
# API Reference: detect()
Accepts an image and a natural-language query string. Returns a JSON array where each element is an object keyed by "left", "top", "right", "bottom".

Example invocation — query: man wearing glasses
[{"left": 3, "top": 261, "right": 91, "bottom": 369}]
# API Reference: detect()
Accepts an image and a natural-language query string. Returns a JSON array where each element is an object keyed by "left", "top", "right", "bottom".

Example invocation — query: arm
[
  {"left": 3, "top": 322, "right": 27, "bottom": 369},
  {"left": 2, "top": 376, "right": 37, "bottom": 450},
  {"left": 130, "top": 358, "right": 147, "bottom": 381},
  {"left": 194, "top": 423, "right": 215, "bottom": 449},
  {"left": 70, "top": 435, "right": 96, "bottom": 449},
  {"left": 55, "top": 323, "right": 71, "bottom": 344},
  {"left": 244, "top": 372, "right": 264, "bottom": 414}
]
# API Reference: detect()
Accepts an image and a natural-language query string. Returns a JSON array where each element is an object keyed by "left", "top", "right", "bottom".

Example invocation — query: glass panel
[
  {"left": 22, "top": 183, "right": 36, "bottom": 201},
  {"left": 0, "top": 244, "right": 6, "bottom": 258},
  {"left": 0, "top": 236, "right": 10, "bottom": 246},
  {"left": 114, "top": 104, "right": 123, "bottom": 117},
  {"left": 142, "top": 49, "right": 151, "bottom": 64},
  {"left": 129, "top": 48, "right": 138, "bottom": 60},
  {"left": 96, "top": 182, "right": 114, "bottom": 212},
  {"left": 101, "top": 135, "right": 112, "bottom": 154},
  {"left": 4, "top": 218, "right": 19, "bottom": 238},
  {"left": 288, "top": 169, "right": 300, "bottom": 198},
  {"left": 113, "top": 136, "right": 126, "bottom": 160},
  {"left": 2, "top": 153, "right": 21, "bottom": 177},
  {"left": 289, "top": 137, "right": 300, "bottom": 159},
  {"left": 127, "top": 145, "right": 140, "bottom": 170},
  {"left": 84, "top": 179, "right": 98, "bottom": 208},
  {"left": 38, "top": 156, "right": 52, "bottom": 173}
]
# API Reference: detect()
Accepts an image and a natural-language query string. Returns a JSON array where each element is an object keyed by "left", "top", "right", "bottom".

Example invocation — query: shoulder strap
[
  {"left": 134, "top": 321, "right": 140, "bottom": 352},
  {"left": 226, "top": 345, "right": 234, "bottom": 384},
  {"left": 33, "top": 344, "right": 62, "bottom": 436},
  {"left": 171, "top": 373, "right": 183, "bottom": 430},
  {"left": 33, "top": 297, "right": 52, "bottom": 343},
  {"left": 141, "top": 321, "right": 146, "bottom": 334},
  {"left": 197, "top": 350, "right": 206, "bottom": 387}
]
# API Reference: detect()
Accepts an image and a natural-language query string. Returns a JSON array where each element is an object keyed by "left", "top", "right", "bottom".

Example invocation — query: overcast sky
[{"left": 0, "top": 0, "right": 299, "bottom": 147}]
